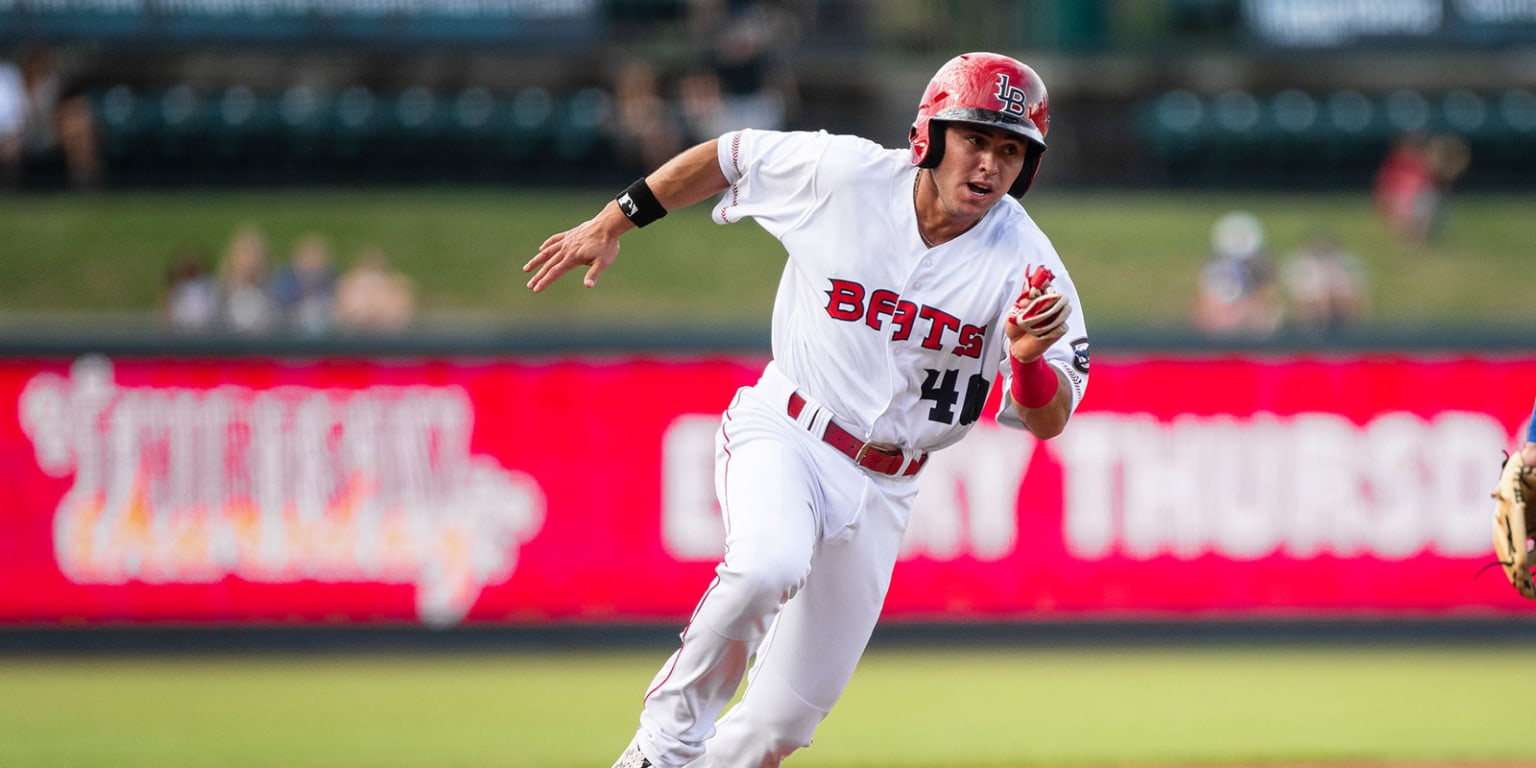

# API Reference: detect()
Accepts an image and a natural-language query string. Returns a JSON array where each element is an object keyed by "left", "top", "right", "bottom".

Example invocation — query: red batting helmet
[{"left": 909, "top": 52, "right": 1050, "bottom": 197}]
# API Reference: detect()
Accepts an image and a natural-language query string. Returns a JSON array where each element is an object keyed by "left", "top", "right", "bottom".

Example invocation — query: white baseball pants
[{"left": 630, "top": 363, "right": 920, "bottom": 768}]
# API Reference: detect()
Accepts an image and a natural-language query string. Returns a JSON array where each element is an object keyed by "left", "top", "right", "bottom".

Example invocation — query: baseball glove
[{"left": 1491, "top": 449, "right": 1536, "bottom": 599}]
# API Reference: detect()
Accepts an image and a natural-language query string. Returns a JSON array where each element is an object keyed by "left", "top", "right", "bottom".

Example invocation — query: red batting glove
[{"left": 1007, "top": 265, "right": 1071, "bottom": 338}]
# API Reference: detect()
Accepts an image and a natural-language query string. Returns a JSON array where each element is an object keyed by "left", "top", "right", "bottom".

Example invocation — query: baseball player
[
  {"left": 1522, "top": 400, "right": 1536, "bottom": 467},
  {"left": 1493, "top": 398, "right": 1536, "bottom": 598},
  {"left": 525, "top": 52, "right": 1089, "bottom": 768}
]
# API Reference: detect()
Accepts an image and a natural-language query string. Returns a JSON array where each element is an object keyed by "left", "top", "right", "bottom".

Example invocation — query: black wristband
[{"left": 616, "top": 177, "right": 668, "bottom": 228}]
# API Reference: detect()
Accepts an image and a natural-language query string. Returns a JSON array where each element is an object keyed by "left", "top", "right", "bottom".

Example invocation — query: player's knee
[
  {"left": 744, "top": 736, "right": 807, "bottom": 767},
  {"left": 701, "top": 558, "right": 807, "bottom": 640},
  {"left": 732, "top": 709, "right": 819, "bottom": 766},
  {"left": 722, "top": 549, "right": 809, "bottom": 612}
]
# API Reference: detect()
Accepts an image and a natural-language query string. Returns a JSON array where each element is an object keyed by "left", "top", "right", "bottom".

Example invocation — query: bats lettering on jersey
[{"left": 824, "top": 278, "right": 986, "bottom": 359}]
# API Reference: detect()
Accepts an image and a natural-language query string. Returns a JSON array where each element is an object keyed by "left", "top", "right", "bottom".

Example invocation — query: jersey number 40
[{"left": 921, "top": 368, "right": 990, "bottom": 426}]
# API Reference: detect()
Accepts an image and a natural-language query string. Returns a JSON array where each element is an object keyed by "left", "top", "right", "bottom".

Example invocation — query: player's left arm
[
  {"left": 1000, "top": 264, "right": 1084, "bottom": 440},
  {"left": 1003, "top": 320, "right": 1072, "bottom": 439}
]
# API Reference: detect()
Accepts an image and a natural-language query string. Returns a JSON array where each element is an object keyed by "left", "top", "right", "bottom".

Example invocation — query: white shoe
[{"left": 610, "top": 739, "right": 653, "bottom": 768}]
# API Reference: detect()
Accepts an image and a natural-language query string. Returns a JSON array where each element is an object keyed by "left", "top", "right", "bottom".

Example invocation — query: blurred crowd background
[{"left": 2, "top": 0, "right": 1533, "bottom": 339}]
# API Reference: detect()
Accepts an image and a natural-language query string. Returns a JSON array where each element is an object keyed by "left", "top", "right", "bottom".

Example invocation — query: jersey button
[{"left": 922, "top": 259, "right": 932, "bottom": 268}]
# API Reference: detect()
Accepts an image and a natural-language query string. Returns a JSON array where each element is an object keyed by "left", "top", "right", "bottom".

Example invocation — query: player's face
[{"left": 933, "top": 123, "right": 1028, "bottom": 218}]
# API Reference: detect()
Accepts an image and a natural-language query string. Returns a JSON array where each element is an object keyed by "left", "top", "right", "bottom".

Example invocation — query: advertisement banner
[{"left": 2, "top": 351, "right": 1533, "bottom": 626}]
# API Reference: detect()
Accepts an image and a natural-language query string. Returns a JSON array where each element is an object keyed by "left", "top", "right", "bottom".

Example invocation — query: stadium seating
[
  {"left": 87, "top": 81, "right": 1533, "bottom": 190},
  {"left": 1139, "top": 86, "right": 1536, "bottom": 189},
  {"left": 88, "top": 83, "right": 626, "bottom": 187}
]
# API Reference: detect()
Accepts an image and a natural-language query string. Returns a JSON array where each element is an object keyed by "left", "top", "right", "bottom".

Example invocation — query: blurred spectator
[
  {"left": 217, "top": 223, "right": 279, "bottom": 334},
  {"left": 1374, "top": 132, "right": 1469, "bottom": 246},
  {"left": 334, "top": 247, "right": 416, "bottom": 333},
  {"left": 0, "top": 56, "right": 24, "bottom": 189},
  {"left": 161, "top": 244, "right": 220, "bottom": 333},
  {"left": 1280, "top": 229, "right": 1369, "bottom": 337},
  {"left": 679, "top": 0, "right": 801, "bottom": 141},
  {"left": 1425, "top": 132, "right": 1470, "bottom": 232},
  {"left": 1373, "top": 133, "right": 1436, "bottom": 245},
  {"left": 611, "top": 57, "right": 686, "bottom": 174},
  {"left": 269, "top": 232, "right": 339, "bottom": 336},
  {"left": 1194, "top": 210, "right": 1283, "bottom": 338},
  {"left": 0, "top": 42, "right": 100, "bottom": 191}
]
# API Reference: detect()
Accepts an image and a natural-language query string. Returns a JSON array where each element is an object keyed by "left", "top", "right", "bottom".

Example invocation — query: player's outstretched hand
[{"left": 524, "top": 210, "right": 627, "bottom": 292}]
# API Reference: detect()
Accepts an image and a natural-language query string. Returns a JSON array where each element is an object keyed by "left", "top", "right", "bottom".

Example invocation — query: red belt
[{"left": 787, "top": 392, "right": 928, "bottom": 477}]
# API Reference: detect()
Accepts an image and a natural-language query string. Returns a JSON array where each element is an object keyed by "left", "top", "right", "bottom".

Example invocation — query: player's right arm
[
  {"left": 524, "top": 139, "right": 730, "bottom": 292},
  {"left": 1522, "top": 397, "right": 1536, "bottom": 466}
]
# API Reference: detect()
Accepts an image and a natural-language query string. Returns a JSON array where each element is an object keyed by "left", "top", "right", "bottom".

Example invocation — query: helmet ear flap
[
  {"left": 1009, "top": 142, "right": 1045, "bottom": 197},
  {"left": 918, "top": 120, "right": 945, "bottom": 169},
  {"left": 908, "top": 124, "right": 928, "bottom": 166}
]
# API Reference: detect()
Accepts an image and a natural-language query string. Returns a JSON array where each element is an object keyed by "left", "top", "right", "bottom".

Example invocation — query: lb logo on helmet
[
  {"left": 994, "top": 73, "right": 1030, "bottom": 118},
  {"left": 909, "top": 52, "right": 1050, "bottom": 197}
]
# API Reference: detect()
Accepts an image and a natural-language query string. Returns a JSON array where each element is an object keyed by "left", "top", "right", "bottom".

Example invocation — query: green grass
[
  {"left": 1, "top": 188, "right": 1533, "bottom": 333},
  {"left": 0, "top": 644, "right": 1525, "bottom": 768}
]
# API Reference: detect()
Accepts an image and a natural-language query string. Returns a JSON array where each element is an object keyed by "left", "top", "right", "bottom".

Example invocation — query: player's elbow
[
  {"left": 1027, "top": 418, "right": 1067, "bottom": 441},
  {"left": 1020, "top": 402, "right": 1070, "bottom": 440}
]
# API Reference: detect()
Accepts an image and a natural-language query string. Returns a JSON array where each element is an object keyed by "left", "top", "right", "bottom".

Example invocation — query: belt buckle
[{"left": 854, "top": 441, "right": 902, "bottom": 474}]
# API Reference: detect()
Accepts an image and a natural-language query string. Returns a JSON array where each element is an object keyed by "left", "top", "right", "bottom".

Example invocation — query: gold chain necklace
[{"left": 913, "top": 171, "right": 936, "bottom": 248}]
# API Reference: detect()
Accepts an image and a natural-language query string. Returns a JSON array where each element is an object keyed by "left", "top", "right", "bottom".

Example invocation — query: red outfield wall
[{"left": 2, "top": 351, "right": 1533, "bottom": 627}]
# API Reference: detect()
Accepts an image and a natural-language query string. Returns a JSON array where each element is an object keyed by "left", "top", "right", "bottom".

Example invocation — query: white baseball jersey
[{"left": 712, "top": 128, "right": 1089, "bottom": 454}]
